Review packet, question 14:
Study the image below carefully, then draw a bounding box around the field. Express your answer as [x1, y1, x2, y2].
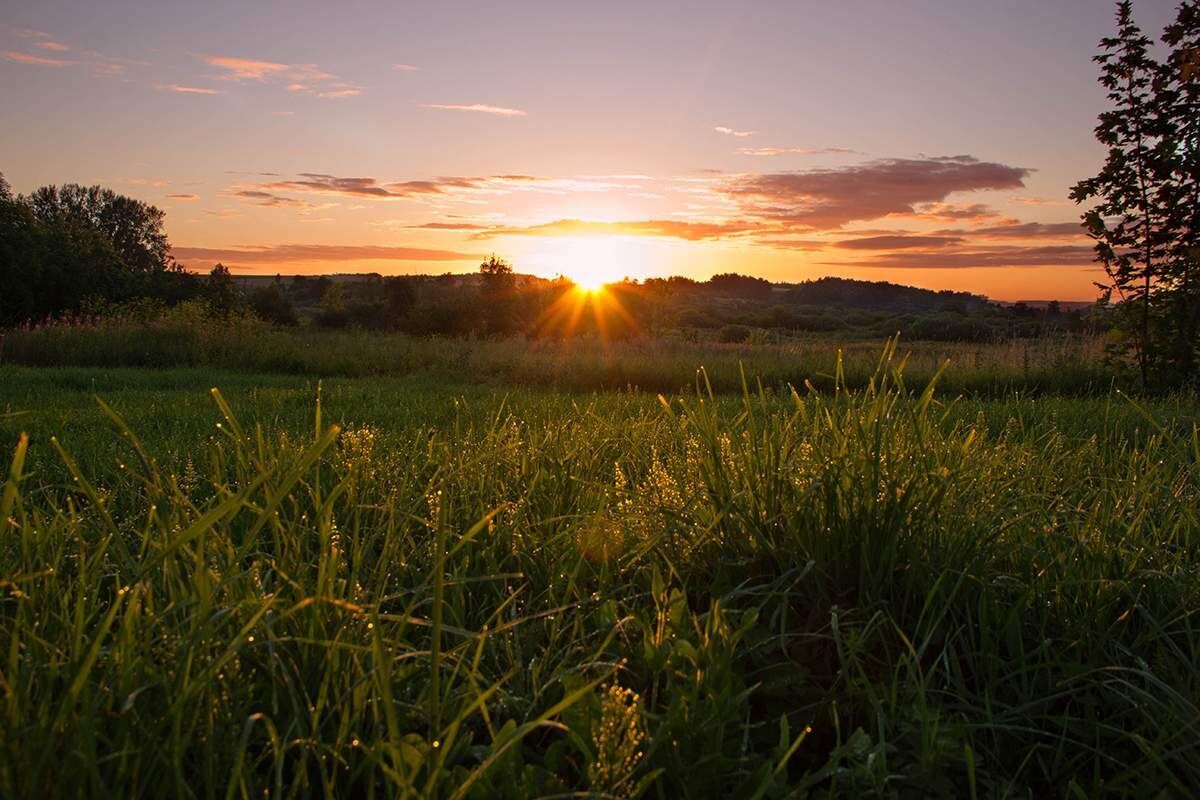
[2, 339, 1200, 797]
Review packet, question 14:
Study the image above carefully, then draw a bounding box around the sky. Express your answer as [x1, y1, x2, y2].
[0, 0, 1183, 300]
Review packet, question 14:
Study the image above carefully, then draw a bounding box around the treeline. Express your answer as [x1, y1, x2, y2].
[218, 263, 1091, 344]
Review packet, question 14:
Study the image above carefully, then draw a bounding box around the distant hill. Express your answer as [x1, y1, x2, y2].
[782, 277, 993, 312]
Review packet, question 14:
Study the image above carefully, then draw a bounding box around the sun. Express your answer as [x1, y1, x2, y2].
[532, 235, 647, 290]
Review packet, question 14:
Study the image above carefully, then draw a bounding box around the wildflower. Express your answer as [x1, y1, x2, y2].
[589, 684, 646, 797]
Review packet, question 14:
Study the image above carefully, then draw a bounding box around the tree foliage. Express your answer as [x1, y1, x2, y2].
[1072, 1, 1200, 387]
[0, 178, 202, 325]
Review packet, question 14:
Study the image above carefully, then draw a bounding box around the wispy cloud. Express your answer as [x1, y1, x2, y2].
[230, 189, 338, 213]
[34, 40, 69, 52]
[204, 55, 291, 81]
[166, 193, 200, 201]
[1009, 195, 1064, 206]
[422, 103, 527, 116]
[202, 55, 361, 98]
[737, 146, 858, 157]
[171, 243, 482, 266]
[830, 245, 1097, 269]
[471, 218, 760, 241]
[715, 126, 755, 137]
[393, 63, 420, 72]
[158, 83, 222, 95]
[2, 50, 75, 67]
[833, 235, 964, 250]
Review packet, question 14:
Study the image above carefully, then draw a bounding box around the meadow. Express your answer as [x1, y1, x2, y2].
[0, 312, 1114, 396]
[2, 340, 1199, 797]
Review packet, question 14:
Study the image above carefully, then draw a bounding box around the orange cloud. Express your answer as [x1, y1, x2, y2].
[830, 245, 1096, 269]
[2, 50, 75, 67]
[171, 243, 482, 266]
[715, 126, 755, 137]
[834, 235, 964, 250]
[34, 40, 69, 52]
[737, 146, 858, 156]
[473, 218, 760, 241]
[202, 55, 360, 98]
[204, 55, 291, 80]
[159, 84, 222, 95]
[421, 103, 527, 116]
[166, 193, 200, 201]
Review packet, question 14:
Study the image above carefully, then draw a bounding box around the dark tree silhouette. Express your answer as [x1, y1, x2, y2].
[25, 184, 172, 275]
[1072, 1, 1200, 387]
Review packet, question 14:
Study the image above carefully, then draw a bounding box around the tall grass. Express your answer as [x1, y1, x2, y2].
[2, 348, 1198, 796]
[0, 311, 1113, 396]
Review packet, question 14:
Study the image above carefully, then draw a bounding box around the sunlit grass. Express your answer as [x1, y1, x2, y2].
[1, 346, 1198, 796]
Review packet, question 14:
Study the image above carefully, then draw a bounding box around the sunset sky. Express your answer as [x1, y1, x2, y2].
[0, 0, 1181, 300]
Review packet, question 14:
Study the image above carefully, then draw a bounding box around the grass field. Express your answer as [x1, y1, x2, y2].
[0, 314, 1116, 396]
[2, 344, 1199, 797]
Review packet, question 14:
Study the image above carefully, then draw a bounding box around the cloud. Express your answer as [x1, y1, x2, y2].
[472, 218, 760, 241]
[754, 238, 830, 251]
[737, 146, 858, 157]
[830, 245, 1096, 269]
[2, 50, 75, 67]
[409, 221, 498, 231]
[230, 189, 339, 213]
[721, 155, 1030, 229]
[715, 126, 755, 137]
[171, 243, 482, 266]
[202, 55, 360, 98]
[422, 103, 527, 116]
[908, 202, 999, 222]
[204, 55, 291, 81]
[251, 172, 568, 200]
[936, 221, 1086, 239]
[159, 83, 222, 95]
[34, 40, 69, 52]
[834, 235, 964, 250]
[1010, 195, 1063, 206]
[393, 63, 420, 72]
[166, 193, 200, 201]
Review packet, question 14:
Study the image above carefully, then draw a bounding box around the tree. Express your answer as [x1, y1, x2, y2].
[205, 263, 241, 314]
[0, 172, 11, 201]
[248, 284, 297, 325]
[478, 255, 517, 334]
[1072, 1, 1200, 387]
[25, 184, 172, 275]
[1156, 1, 1200, 380]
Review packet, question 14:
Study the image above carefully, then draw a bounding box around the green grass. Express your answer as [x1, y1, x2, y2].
[1, 348, 1199, 797]
[0, 313, 1117, 396]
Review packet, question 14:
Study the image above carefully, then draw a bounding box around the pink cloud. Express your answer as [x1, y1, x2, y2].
[2, 50, 75, 67]
[422, 103, 527, 116]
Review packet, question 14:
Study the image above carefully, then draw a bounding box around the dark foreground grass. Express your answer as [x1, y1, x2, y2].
[1, 351, 1199, 797]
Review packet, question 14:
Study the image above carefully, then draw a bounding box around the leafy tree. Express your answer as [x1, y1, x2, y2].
[0, 190, 132, 325]
[0, 171, 11, 201]
[478, 255, 517, 334]
[248, 284, 298, 326]
[25, 183, 172, 274]
[1156, 1, 1200, 379]
[1072, 1, 1200, 387]
[205, 264, 241, 314]
[316, 283, 350, 328]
